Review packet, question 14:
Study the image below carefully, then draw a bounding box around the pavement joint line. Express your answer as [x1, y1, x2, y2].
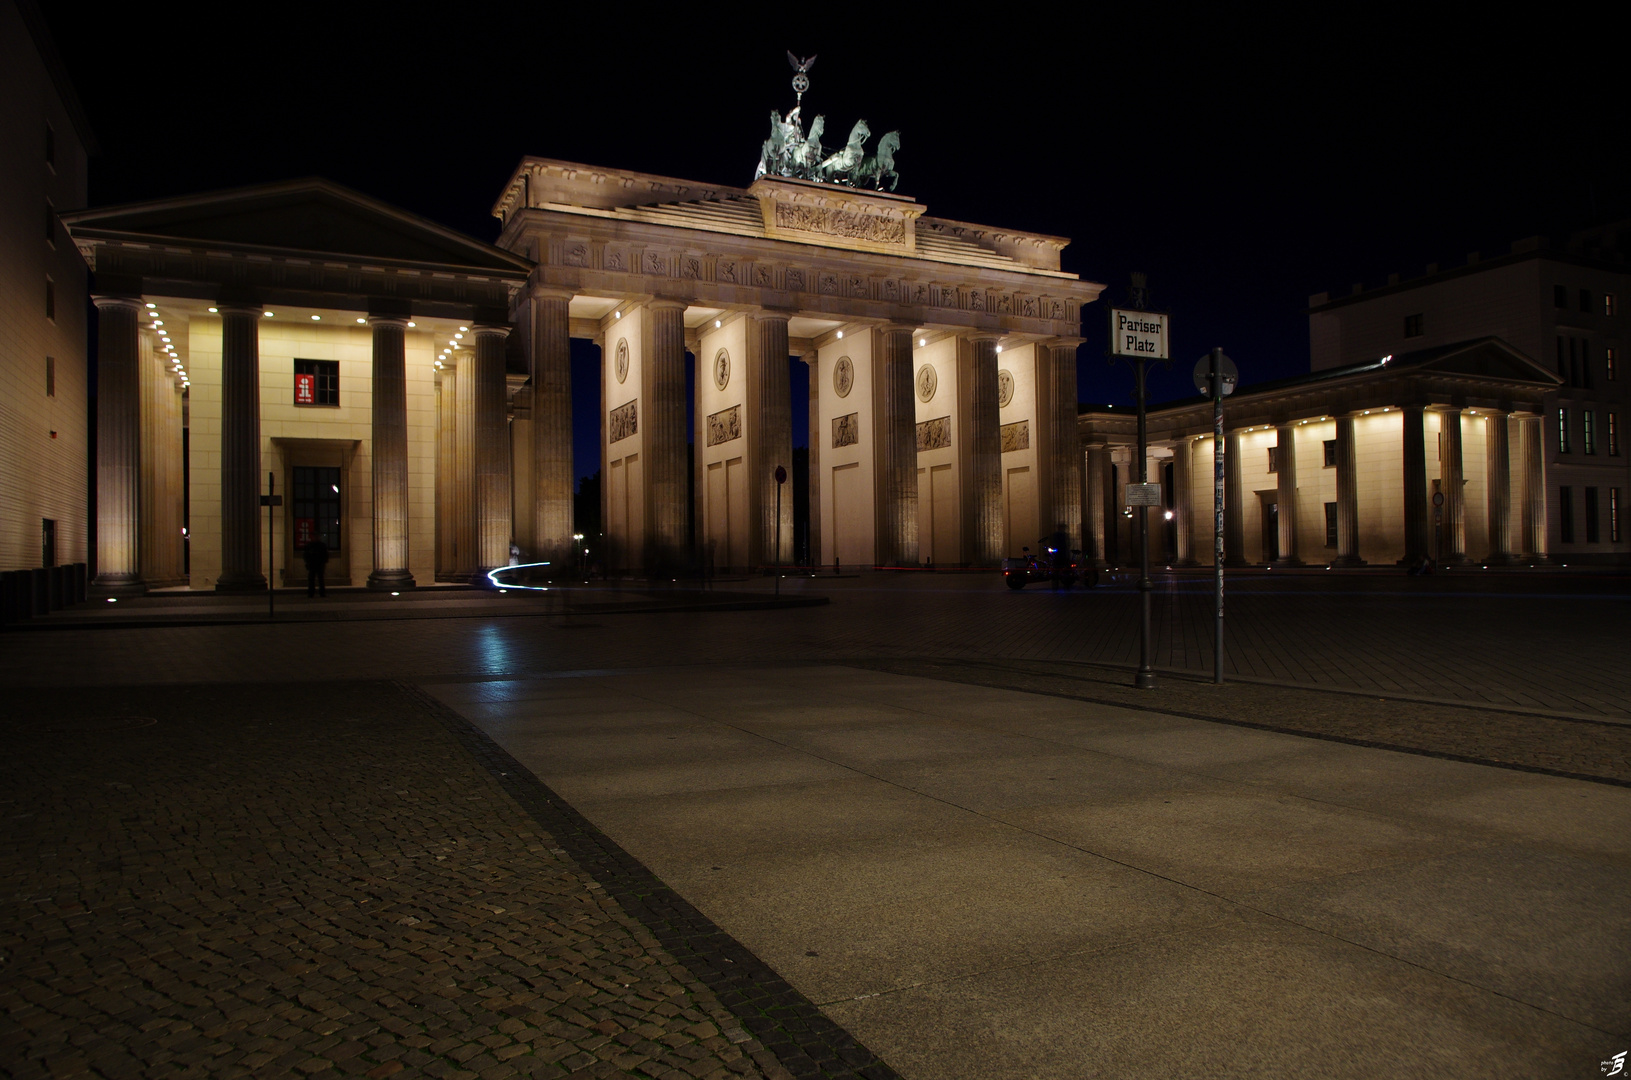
[853, 658, 1631, 790]
[396, 679, 902, 1080]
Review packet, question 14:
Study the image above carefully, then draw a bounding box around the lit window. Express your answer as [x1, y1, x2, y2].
[1267, 446, 1279, 474]
[1608, 294, 1618, 317]
[1609, 412, 1619, 457]
[1403, 313, 1424, 338]
[1612, 488, 1622, 543]
[1608, 347, 1618, 381]
[1323, 439, 1337, 467]
[45, 356, 55, 398]
[1559, 408, 1571, 453]
[1584, 410, 1596, 455]
[1324, 502, 1338, 547]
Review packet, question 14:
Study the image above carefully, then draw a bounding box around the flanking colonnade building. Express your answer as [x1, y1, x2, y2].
[63, 162, 1102, 594]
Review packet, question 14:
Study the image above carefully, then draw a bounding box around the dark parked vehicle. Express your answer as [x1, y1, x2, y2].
[1002, 540, 1087, 590]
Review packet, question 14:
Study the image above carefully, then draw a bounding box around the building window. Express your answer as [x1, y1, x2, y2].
[1404, 313, 1424, 338]
[1586, 487, 1601, 543]
[1560, 486, 1574, 542]
[1608, 294, 1618, 317]
[294, 359, 339, 406]
[1612, 488, 1622, 543]
[1324, 502, 1338, 547]
[45, 202, 55, 245]
[1266, 446, 1279, 474]
[1323, 439, 1337, 467]
[1610, 412, 1619, 456]
[1609, 347, 1618, 381]
[1559, 407, 1571, 453]
[1584, 410, 1596, 455]
[1555, 284, 1569, 309]
[292, 466, 342, 552]
[45, 356, 55, 397]
[1581, 289, 1594, 313]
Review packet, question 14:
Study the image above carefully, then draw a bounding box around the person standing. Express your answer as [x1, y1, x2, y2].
[303, 536, 330, 597]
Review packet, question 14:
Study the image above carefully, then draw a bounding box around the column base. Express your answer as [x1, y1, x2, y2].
[1272, 557, 1307, 568]
[366, 570, 417, 591]
[1481, 553, 1524, 566]
[90, 574, 148, 598]
[1330, 555, 1368, 567]
[215, 572, 267, 594]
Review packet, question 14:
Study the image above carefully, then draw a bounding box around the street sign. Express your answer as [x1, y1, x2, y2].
[294, 373, 315, 405]
[259, 494, 283, 506]
[1125, 482, 1163, 506]
[1110, 309, 1169, 360]
[1432, 491, 1445, 508]
[774, 465, 787, 485]
[1192, 352, 1239, 396]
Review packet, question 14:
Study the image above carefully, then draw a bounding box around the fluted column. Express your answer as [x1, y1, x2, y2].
[1274, 422, 1302, 565]
[364, 317, 414, 589]
[874, 325, 918, 566]
[1044, 343, 1083, 556]
[1333, 413, 1365, 565]
[806, 356, 821, 567]
[1085, 444, 1109, 567]
[435, 372, 457, 578]
[453, 355, 477, 579]
[1401, 404, 1430, 564]
[747, 313, 792, 565]
[1520, 414, 1547, 559]
[645, 300, 687, 569]
[1173, 438, 1196, 565]
[92, 296, 146, 595]
[1223, 429, 1247, 566]
[472, 325, 512, 579]
[216, 304, 265, 592]
[1486, 412, 1514, 562]
[966, 335, 1002, 565]
[527, 287, 573, 565]
[1440, 407, 1466, 563]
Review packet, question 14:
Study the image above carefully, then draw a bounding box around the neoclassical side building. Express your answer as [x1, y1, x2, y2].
[63, 161, 1102, 593]
[1081, 339, 1563, 568]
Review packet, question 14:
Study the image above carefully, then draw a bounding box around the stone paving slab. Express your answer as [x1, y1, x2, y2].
[0, 680, 889, 1080]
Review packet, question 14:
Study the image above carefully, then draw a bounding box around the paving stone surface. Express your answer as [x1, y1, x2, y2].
[0, 681, 853, 1080]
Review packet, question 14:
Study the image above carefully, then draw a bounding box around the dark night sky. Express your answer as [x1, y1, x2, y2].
[41, 4, 1630, 469]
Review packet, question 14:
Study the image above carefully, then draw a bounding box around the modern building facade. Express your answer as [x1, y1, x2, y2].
[1307, 227, 1629, 561]
[1, 0, 94, 574]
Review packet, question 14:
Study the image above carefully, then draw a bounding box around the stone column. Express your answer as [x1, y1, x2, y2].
[806, 356, 821, 567]
[471, 325, 511, 579]
[1044, 342, 1083, 556]
[435, 371, 457, 579]
[91, 296, 145, 595]
[748, 313, 792, 565]
[1439, 407, 1466, 563]
[1486, 412, 1514, 562]
[1223, 430, 1247, 566]
[453, 351, 478, 578]
[1520, 414, 1547, 559]
[527, 287, 573, 565]
[366, 316, 414, 589]
[216, 304, 265, 592]
[1401, 405, 1430, 564]
[644, 300, 688, 569]
[1173, 438, 1195, 565]
[1274, 422, 1303, 565]
[874, 325, 919, 566]
[966, 335, 1002, 565]
[1333, 413, 1365, 565]
[1085, 444, 1109, 567]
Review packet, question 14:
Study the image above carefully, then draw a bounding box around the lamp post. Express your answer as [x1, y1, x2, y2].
[1193, 349, 1238, 684]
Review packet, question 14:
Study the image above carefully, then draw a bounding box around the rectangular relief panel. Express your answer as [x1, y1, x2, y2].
[706, 405, 742, 447]
[1001, 420, 1030, 453]
[833, 412, 860, 448]
[916, 416, 951, 452]
[610, 400, 638, 444]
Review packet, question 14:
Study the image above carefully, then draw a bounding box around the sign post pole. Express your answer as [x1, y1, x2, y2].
[774, 464, 787, 597]
[1134, 356, 1154, 689]
[1192, 349, 1237, 685]
[264, 471, 279, 620]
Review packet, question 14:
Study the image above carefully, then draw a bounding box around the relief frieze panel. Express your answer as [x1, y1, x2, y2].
[916, 416, 951, 452]
[610, 400, 638, 444]
[832, 412, 859, 448]
[1000, 420, 1030, 453]
[706, 405, 741, 447]
[772, 203, 908, 246]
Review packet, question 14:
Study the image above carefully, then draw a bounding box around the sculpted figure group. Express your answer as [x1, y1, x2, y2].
[754, 106, 900, 191]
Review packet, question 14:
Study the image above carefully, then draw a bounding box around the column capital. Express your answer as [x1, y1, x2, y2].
[750, 308, 794, 324]
[965, 331, 1001, 343]
[646, 298, 688, 313]
[1043, 336, 1088, 350]
[217, 301, 264, 317]
[474, 323, 512, 340]
[527, 283, 576, 303]
[366, 315, 410, 330]
[92, 294, 145, 312]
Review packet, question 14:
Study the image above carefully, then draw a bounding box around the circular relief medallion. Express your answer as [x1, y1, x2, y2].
[916, 364, 937, 403]
[997, 368, 1015, 408]
[713, 348, 730, 391]
[833, 355, 854, 398]
[615, 339, 629, 384]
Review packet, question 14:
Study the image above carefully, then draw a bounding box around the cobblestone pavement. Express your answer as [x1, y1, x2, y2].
[0, 681, 894, 1080]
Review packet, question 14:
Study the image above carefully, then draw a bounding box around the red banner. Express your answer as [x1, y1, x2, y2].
[295, 373, 315, 405]
[295, 518, 315, 548]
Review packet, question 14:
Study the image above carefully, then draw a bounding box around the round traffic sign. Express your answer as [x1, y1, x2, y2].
[1192, 352, 1239, 397]
[774, 465, 788, 485]
[1432, 491, 1445, 507]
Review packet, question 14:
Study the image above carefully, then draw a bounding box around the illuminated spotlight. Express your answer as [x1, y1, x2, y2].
[485, 561, 553, 591]
[208, 306, 218, 313]
[407, 321, 416, 327]
[264, 311, 274, 317]
[1163, 510, 1174, 520]
[107, 597, 117, 602]
[311, 314, 321, 321]
[391, 592, 400, 596]
[145, 303, 156, 309]
[459, 326, 468, 332]
[153, 319, 163, 326]
[331, 484, 339, 493]
[357, 317, 367, 324]
[836, 330, 843, 339]
[715, 318, 721, 327]
[996, 345, 1003, 353]
[614, 311, 621, 319]
[453, 333, 463, 340]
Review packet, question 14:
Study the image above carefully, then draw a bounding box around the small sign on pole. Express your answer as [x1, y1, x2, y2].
[1125, 482, 1163, 507]
[1110, 309, 1170, 360]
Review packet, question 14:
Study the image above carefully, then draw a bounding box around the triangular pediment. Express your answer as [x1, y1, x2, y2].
[63, 178, 531, 275]
[1403, 337, 1561, 384]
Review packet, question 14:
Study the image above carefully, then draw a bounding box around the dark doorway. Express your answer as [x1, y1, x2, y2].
[292, 466, 342, 553]
[1259, 493, 1279, 563]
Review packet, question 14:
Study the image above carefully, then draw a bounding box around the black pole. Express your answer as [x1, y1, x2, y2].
[1135, 358, 1154, 689]
[775, 479, 782, 598]
[1211, 348, 1224, 684]
[267, 471, 275, 620]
